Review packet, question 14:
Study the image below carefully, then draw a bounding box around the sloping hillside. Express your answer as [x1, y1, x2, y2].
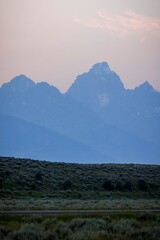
[0, 157, 160, 199]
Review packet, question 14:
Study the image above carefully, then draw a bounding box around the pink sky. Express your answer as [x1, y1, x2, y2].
[0, 0, 160, 92]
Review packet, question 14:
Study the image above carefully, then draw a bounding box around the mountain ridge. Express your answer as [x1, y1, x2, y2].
[67, 62, 160, 148]
[0, 62, 160, 163]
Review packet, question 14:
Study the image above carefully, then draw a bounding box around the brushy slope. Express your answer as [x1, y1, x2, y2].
[0, 157, 160, 200]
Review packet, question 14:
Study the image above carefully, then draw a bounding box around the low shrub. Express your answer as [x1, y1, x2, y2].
[111, 218, 139, 234]
[102, 179, 114, 191]
[6, 223, 46, 240]
[42, 217, 58, 230]
[0, 225, 12, 239]
[22, 215, 44, 223]
[130, 226, 160, 240]
[0, 218, 159, 240]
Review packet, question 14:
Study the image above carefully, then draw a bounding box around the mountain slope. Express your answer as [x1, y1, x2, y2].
[67, 62, 160, 147]
[0, 114, 108, 163]
[0, 69, 160, 164]
[67, 62, 125, 111]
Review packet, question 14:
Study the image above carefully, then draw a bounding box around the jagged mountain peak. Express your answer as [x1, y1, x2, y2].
[37, 81, 58, 91]
[89, 62, 113, 75]
[135, 81, 156, 92]
[88, 62, 124, 90]
[36, 81, 61, 96]
[1, 75, 62, 96]
[140, 81, 154, 90]
[9, 74, 35, 87]
[67, 62, 124, 104]
[1, 75, 35, 92]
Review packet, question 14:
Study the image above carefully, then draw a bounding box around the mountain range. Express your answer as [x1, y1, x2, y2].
[0, 62, 160, 164]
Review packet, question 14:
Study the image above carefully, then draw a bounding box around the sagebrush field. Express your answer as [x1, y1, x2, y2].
[0, 157, 160, 239]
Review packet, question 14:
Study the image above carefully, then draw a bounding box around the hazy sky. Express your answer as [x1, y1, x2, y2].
[1, 0, 160, 92]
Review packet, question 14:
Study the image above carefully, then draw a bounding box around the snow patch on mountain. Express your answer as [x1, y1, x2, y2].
[97, 92, 109, 107]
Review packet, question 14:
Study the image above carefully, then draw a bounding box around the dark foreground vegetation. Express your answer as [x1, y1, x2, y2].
[0, 213, 160, 240]
[0, 156, 160, 200]
[0, 157, 160, 239]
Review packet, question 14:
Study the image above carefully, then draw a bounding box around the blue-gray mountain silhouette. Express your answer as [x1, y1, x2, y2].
[67, 62, 160, 149]
[0, 114, 107, 163]
[0, 63, 160, 163]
